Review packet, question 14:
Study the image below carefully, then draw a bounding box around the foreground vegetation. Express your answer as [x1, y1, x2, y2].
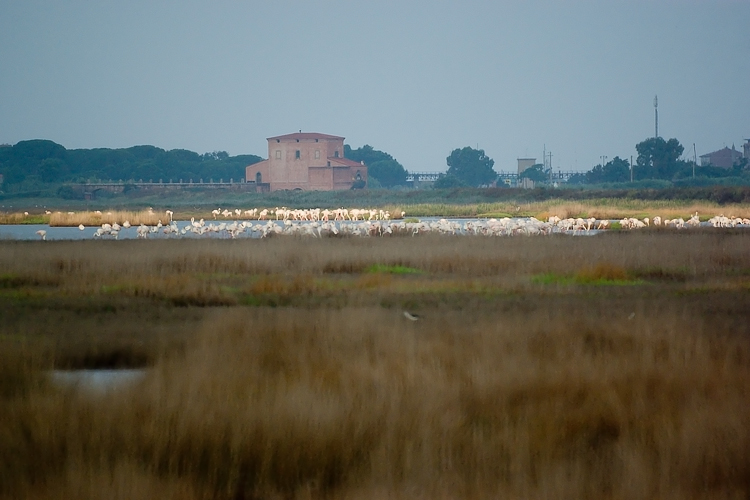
[1, 231, 750, 498]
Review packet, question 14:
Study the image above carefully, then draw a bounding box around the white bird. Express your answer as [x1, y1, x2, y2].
[36, 230, 47, 240]
[403, 311, 420, 321]
[78, 224, 85, 231]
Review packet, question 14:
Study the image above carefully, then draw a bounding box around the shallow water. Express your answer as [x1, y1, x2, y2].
[50, 369, 147, 393]
[0, 218, 605, 240]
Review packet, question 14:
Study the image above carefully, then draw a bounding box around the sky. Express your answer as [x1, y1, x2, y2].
[1, 0, 748, 173]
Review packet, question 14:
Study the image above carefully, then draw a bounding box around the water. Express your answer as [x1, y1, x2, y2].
[50, 369, 147, 393]
[0, 218, 605, 240]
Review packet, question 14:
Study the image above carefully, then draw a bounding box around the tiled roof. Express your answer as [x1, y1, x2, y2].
[328, 157, 364, 167]
[267, 132, 344, 141]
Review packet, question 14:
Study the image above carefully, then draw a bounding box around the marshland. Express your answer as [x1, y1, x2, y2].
[2, 230, 750, 499]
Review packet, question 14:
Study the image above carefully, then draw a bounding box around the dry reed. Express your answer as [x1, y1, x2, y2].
[2, 233, 750, 498]
[48, 210, 165, 227]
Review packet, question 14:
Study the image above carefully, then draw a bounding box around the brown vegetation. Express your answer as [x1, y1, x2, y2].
[1, 231, 750, 498]
[48, 209, 164, 227]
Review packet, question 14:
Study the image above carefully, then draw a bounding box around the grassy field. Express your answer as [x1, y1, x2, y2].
[1, 230, 750, 498]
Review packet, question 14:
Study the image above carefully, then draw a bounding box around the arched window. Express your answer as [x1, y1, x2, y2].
[256, 172, 262, 183]
[355, 170, 362, 181]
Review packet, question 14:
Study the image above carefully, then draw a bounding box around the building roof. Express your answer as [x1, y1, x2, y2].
[267, 132, 345, 141]
[700, 146, 742, 158]
[328, 157, 364, 168]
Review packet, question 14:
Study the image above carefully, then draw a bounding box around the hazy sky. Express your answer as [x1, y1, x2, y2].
[1, 0, 748, 173]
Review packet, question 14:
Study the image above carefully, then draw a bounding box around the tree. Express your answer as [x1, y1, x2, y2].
[586, 156, 631, 183]
[345, 144, 407, 188]
[367, 159, 407, 188]
[433, 174, 467, 189]
[519, 163, 548, 183]
[636, 137, 684, 180]
[446, 147, 496, 187]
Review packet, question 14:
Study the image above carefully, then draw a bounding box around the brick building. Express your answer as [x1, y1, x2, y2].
[699, 145, 743, 168]
[245, 132, 367, 191]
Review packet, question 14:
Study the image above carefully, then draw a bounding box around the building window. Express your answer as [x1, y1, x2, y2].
[256, 172, 262, 183]
[295, 150, 301, 159]
[334, 150, 339, 158]
[356, 170, 362, 181]
[315, 150, 320, 159]
[275, 150, 281, 159]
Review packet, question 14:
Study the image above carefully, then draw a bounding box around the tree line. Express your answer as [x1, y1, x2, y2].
[568, 138, 749, 185]
[345, 144, 497, 189]
[3, 137, 746, 195]
[0, 140, 263, 193]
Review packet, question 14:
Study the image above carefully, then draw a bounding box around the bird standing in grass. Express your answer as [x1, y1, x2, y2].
[403, 311, 420, 321]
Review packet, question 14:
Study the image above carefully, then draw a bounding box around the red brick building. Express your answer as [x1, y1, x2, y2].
[246, 132, 367, 191]
[699, 145, 743, 169]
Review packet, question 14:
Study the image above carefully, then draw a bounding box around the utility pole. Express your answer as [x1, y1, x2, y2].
[630, 155, 634, 182]
[654, 95, 659, 138]
[601, 155, 608, 167]
[693, 143, 697, 178]
[548, 151, 553, 182]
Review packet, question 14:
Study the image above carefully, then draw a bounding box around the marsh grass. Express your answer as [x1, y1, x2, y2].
[366, 264, 423, 275]
[354, 199, 750, 220]
[3, 305, 749, 499]
[1, 232, 750, 498]
[0, 212, 49, 225]
[49, 210, 164, 227]
[524, 199, 750, 220]
[533, 263, 645, 286]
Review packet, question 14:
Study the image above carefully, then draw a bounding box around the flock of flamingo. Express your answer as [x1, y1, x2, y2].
[32, 208, 749, 240]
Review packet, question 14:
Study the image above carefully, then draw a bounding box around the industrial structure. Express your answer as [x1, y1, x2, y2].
[245, 132, 367, 192]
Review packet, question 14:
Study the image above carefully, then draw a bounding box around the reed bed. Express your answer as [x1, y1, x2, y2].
[1, 230, 749, 295]
[525, 199, 750, 221]
[380, 200, 750, 220]
[0, 212, 48, 225]
[48, 209, 165, 227]
[1, 233, 750, 498]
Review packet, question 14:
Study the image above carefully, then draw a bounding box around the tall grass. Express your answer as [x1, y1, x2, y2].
[48, 210, 165, 227]
[3, 304, 749, 498]
[1, 233, 750, 498]
[0, 212, 48, 225]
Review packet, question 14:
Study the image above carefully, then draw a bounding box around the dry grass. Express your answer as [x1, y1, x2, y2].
[525, 199, 750, 220]
[0, 212, 48, 225]
[48, 209, 165, 227]
[2, 233, 750, 498]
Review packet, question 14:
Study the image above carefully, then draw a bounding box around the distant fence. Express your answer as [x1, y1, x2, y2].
[406, 171, 586, 186]
[68, 179, 259, 199]
[406, 172, 443, 183]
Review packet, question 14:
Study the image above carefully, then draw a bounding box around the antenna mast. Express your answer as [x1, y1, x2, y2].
[654, 95, 659, 138]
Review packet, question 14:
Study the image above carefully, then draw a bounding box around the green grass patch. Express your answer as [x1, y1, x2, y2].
[533, 264, 646, 286]
[477, 212, 514, 219]
[365, 264, 424, 275]
[532, 272, 644, 286]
